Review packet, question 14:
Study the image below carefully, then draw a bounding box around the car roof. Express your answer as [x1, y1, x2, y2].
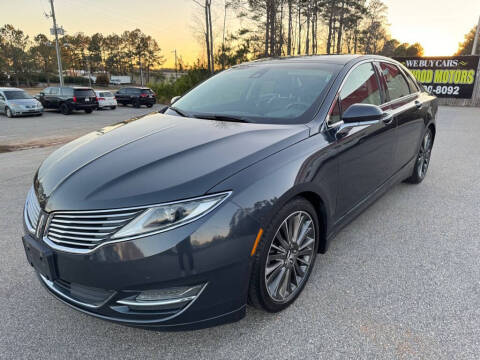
[0, 87, 24, 92]
[238, 54, 399, 67]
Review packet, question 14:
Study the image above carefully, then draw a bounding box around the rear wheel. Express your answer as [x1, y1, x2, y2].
[5, 107, 13, 118]
[248, 197, 319, 312]
[146, 103, 153, 108]
[85, 109, 93, 114]
[405, 128, 433, 184]
[60, 103, 71, 115]
[110, 106, 116, 110]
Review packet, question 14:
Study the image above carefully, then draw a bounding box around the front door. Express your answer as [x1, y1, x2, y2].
[332, 61, 397, 219]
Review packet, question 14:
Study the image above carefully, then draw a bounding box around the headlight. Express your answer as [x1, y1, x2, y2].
[111, 192, 231, 239]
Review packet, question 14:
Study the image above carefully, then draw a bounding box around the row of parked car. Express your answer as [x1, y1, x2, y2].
[0, 86, 156, 117]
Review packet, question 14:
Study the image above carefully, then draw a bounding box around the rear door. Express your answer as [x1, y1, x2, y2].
[332, 61, 397, 219]
[378, 62, 426, 172]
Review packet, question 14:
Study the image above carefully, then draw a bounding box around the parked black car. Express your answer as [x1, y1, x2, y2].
[115, 87, 156, 107]
[23, 55, 437, 330]
[38, 86, 98, 115]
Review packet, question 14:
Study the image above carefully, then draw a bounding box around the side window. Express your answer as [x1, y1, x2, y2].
[405, 72, 419, 93]
[43, 87, 51, 95]
[380, 62, 411, 100]
[50, 87, 59, 95]
[339, 62, 381, 113]
[61, 88, 74, 96]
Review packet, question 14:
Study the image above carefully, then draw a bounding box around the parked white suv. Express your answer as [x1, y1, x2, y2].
[95, 90, 117, 110]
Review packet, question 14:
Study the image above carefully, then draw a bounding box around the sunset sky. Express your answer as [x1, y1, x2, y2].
[1, 0, 479, 68]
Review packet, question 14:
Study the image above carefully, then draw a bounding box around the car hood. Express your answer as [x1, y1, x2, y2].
[36, 113, 309, 211]
[9, 99, 39, 106]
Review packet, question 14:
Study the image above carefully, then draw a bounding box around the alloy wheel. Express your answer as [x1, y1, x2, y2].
[417, 131, 432, 179]
[6, 107, 12, 118]
[265, 211, 316, 303]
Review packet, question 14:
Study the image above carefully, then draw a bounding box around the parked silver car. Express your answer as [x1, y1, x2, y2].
[0, 87, 43, 117]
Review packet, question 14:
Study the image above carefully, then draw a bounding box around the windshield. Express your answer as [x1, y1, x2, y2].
[169, 63, 340, 124]
[4, 91, 32, 100]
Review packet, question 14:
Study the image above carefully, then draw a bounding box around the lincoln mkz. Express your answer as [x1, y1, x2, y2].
[22, 55, 437, 330]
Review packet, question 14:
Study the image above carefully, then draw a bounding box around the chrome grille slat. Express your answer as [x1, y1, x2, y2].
[47, 237, 96, 248]
[51, 218, 130, 225]
[48, 233, 104, 242]
[54, 212, 139, 219]
[46, 208, 141, 251]
[48, 224, 118, 231]
[24, 187, 41, 233]
[48, 228, 110, 237]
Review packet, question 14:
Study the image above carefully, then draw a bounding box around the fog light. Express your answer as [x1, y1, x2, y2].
[136, 285, 203, 302]
[117, 284, 206, 311]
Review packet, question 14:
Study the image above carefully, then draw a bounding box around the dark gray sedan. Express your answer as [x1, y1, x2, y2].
[22, 55, 437, 330]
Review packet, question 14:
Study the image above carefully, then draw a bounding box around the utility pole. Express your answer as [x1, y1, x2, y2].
[172, 49, 178, 78]
[49, 0, 64, 86]
[472, 16, 480, 55]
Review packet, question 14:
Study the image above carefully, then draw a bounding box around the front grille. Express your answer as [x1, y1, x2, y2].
[24, 187, 41, 233]
[46, 208, 143, 252]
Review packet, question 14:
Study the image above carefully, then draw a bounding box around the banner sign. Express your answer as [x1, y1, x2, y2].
[394, 56, 479, 99]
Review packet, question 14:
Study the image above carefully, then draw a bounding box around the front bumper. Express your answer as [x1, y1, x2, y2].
[12, 108, 43, 116]
[22, 200, 258, 330]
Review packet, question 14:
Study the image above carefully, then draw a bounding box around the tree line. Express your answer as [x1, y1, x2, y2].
[0, 25, 165, 86]
[205, 0, 424, 69]
[1, 0, 431, 87]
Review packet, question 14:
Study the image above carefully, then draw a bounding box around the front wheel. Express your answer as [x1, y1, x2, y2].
[6, 107, 13, 118]
[133, 99, 140, 108]
[248, 197, 319, 312]
[110, 106, 116, 110]
[405, 128, 433, 184]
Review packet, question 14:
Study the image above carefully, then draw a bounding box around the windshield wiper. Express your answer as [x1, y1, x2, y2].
[193, 114, 250, 123]
[168, 106, 188, 117]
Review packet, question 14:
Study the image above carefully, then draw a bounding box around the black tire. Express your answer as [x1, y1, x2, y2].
[146, 103, 153, 108]
[133, 99, 140, 108]
[248, 197, 319, 312]
[5, 107, 13, 118]
[85, 109, 93, 114]
[60, 103, 71, 115]
[110, 106, 116, 110]
[405, 127, 433, 184]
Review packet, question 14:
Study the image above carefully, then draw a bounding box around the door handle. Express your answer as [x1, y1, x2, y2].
[415, 100, 423, 109]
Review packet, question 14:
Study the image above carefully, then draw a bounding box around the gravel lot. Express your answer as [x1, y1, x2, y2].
[1, 106, 479, 359]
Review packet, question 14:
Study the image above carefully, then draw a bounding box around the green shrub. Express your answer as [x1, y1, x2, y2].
[95, 74, 109, 86]
[64, 76, 90, 85]
[149, 68, 211, 104]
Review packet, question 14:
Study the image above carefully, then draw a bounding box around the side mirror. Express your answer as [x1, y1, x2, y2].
[39, 92, 45, 96]
[170, 95, 181, 104]
[342, 103, 383, 124]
